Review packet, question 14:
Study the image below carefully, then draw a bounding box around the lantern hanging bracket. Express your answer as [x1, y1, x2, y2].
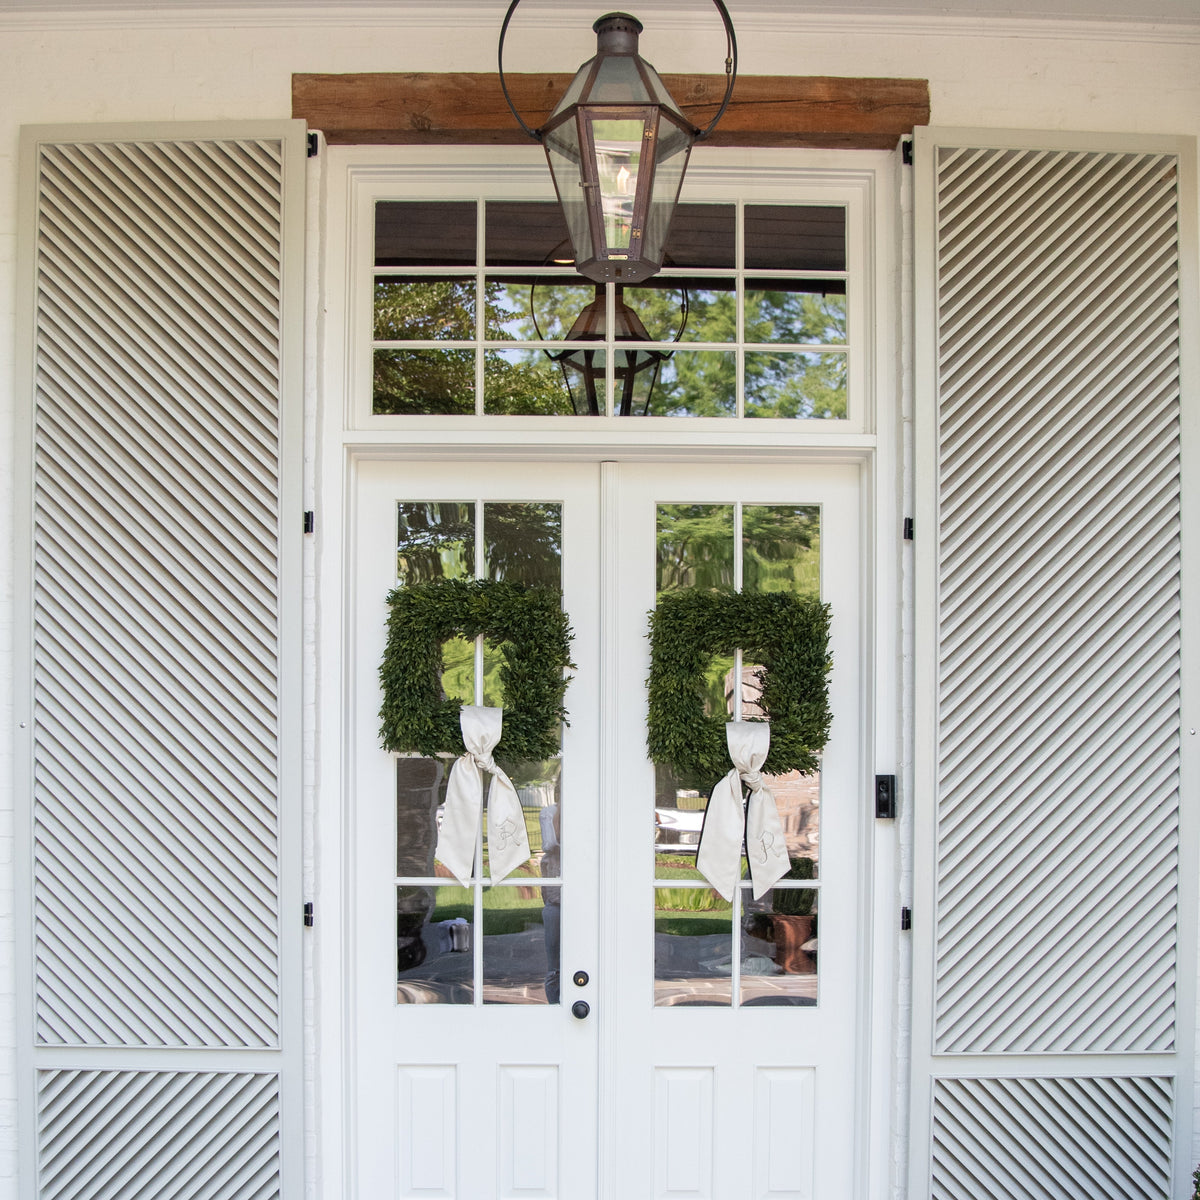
[498, 0, 738, 142]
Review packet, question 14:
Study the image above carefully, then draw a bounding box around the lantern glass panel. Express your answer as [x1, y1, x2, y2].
[543, 115, 592, 269]
[588, 116, 647, 252]
[643, 117, 693, 267]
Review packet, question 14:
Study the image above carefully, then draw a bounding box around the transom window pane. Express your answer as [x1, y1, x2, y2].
[372, 201, 850, 419]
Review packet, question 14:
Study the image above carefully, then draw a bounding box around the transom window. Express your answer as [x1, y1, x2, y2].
[371, 199, 850, 419]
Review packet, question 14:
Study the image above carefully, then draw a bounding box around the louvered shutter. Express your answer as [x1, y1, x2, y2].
[17, 122, 305, 1197]
[911, 128, 1196, 1199]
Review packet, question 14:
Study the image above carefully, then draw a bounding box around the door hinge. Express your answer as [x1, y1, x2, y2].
[874, 774, 896, 819]
[307, 132, 319, 158]
[903, 516, 914, 540]
[900, 906, 912, 931]
[304, 510, 315, 534]
[902, 138, 913, 165]
[303, 902, 314, 928]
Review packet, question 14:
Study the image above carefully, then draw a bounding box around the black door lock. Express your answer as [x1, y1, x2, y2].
[571, 1000, 590, 1019]
[573, 970, 589, 987]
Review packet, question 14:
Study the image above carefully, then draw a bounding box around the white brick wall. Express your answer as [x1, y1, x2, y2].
[0, 10, 1196, 1199]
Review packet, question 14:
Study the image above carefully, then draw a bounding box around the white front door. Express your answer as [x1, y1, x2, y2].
[351, 456, 864, 1199]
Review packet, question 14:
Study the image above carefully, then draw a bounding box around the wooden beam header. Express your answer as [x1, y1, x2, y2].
[292, 72, 929, 151]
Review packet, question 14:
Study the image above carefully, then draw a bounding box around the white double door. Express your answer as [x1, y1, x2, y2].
[352, 457, 865, 1199]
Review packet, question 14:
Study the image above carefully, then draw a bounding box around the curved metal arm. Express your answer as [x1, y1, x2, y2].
[498, 0, 542, 143]
[696, 0, 738, 142]
[498, 0, 738, 143]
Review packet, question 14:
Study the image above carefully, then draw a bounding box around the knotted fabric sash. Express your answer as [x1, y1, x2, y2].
[696, 722, 790, 902]
[436, 706, 530, 886]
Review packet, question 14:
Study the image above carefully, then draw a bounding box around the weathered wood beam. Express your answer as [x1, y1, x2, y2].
[292, 72, 929, 151]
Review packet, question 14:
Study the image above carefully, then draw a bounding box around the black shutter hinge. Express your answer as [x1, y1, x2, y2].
[900, 906, 912, 931]
[902, 138, 913, 165]
[307, 132, 319, 158]
[874, 774, 896, 819]
[303, 902, 314, 928]
[304, 510, 315, 534]
[903, 517, 914, 540]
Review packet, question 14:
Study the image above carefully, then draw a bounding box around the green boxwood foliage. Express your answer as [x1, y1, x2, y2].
[647, 589, 832, 784]
[380, 578, 573, 761]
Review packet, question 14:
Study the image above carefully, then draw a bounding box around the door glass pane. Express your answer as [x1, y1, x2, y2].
[396, 756, 449, 877]
[396, 501, 474, 584]
[397, 885, 474, 1005]
[742, 505, 820, 596]
[654, 887, 733, 1006]
[656, 504, 734, 593]
[482, 878, 557, 1006]
[484, 502, 562, 587]
[739, 887, 818, 1006]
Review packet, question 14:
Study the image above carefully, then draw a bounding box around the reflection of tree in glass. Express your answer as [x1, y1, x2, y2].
[641, 287, 847, 418]
[397, 502, 474, 585]
[656, 503, 819, 596]
[375, 279, 475, 340]
[743, 506, 820, 595]
[657, 504, 735, 593]
[373, 278, 574, 414]
[745, 289, 847, 419]
[485, 504, 562, 588]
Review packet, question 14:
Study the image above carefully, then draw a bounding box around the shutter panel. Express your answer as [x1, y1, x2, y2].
[912, 129, 1194, 1198]
[19, 121, 304, 1196]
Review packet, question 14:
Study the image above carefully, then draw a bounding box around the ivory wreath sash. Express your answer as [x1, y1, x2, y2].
[696, 721, 791, 902]
[436, 705, 530, 886]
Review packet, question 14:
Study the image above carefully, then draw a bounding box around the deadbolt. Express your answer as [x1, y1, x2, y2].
[572, 970, 589, 987]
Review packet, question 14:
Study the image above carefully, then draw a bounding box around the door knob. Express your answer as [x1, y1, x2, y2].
[571, 1000, 590, 1019]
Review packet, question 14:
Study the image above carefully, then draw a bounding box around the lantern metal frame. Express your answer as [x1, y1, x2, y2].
[498, 0, 737, 283]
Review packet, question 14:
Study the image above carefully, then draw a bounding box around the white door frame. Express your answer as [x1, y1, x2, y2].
[310, 142, 903, 1200]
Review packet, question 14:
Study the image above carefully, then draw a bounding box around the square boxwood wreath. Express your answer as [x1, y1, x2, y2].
[379, 577, 573, 761]
[647, 589, 831, 783]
